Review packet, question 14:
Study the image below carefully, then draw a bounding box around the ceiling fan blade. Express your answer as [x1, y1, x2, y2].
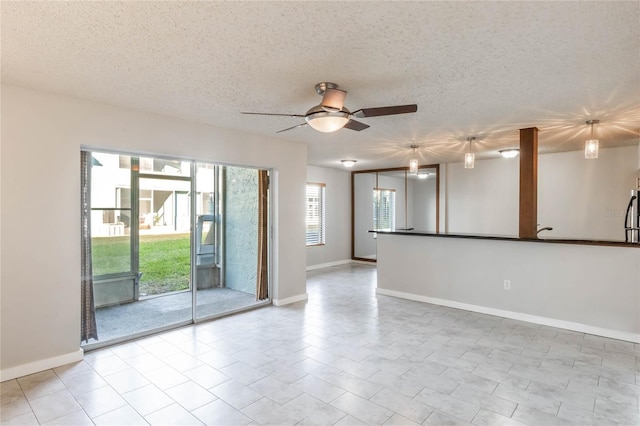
[276, 123, 308, 133]
[241, 112, 306, 118]
[351, 104, 418, 118]
[343, 120, 370, 131]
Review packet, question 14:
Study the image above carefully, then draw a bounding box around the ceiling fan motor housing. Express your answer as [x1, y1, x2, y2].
[315, 82, 347, 113]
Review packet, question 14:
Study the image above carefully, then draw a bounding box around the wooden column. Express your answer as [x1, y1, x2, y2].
[519, 127, 538, 238]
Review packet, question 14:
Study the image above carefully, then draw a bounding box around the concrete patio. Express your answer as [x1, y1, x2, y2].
[88, 287, 261, 344]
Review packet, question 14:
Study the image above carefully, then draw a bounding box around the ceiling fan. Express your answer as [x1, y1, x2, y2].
[242, 82, 418, 133]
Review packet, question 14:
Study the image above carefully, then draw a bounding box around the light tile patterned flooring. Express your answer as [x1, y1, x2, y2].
[2, 263, 639, 425]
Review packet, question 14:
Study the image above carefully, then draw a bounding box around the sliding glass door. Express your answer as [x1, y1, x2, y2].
[195, 165, 265, 319]
[82, 151, 270, 348]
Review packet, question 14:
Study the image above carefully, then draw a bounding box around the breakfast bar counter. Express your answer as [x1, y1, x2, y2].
[374, 230, 640, 343]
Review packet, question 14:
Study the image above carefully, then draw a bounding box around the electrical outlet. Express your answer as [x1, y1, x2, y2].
[504, 280, 511, 290]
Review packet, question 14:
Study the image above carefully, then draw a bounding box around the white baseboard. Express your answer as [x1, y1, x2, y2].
[273, 293, 308, 306]
[376, 288, 640, 344]
[306, 259, 352, 271]
[1, 348, 84, 382]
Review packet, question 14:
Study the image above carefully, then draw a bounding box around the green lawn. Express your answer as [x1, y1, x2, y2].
[92, 233, 191, 295]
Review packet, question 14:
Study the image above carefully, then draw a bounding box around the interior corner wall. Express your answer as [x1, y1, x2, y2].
[306, 165, 351, 268]
[0, 84, 307, 379]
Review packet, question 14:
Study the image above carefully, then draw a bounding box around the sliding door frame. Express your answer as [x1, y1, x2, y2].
[351, 164, 440, 262]
[82, 148, 274, 350]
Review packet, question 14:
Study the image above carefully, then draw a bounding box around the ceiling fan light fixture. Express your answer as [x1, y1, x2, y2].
[306, 114, 350, 132]
[341, 159, 357, 168]
[305, 105, 350, 133]
[244, 82, 417, 134]
[499, 149, 520, 159]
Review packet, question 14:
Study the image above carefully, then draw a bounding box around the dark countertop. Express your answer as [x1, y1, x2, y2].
[372, 229, 640, 248]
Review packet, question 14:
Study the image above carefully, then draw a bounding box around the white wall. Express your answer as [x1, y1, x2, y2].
[377, 233, 640, 342]
[538, 146, 638, 240]
[444, 145, 639, 240]
[306, 166, 351, 268]
[446, 156, 520, 235]
[0, 85, 308, 379]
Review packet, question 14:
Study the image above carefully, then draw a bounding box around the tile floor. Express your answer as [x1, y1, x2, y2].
[1, 263, 639, 425]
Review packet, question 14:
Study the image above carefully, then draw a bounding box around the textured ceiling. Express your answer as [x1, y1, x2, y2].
[2, 1, 639, 170]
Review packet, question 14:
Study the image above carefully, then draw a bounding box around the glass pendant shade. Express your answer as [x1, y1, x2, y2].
[464, 137, 476, 169]
[585, 139, 599, 159]
[409, 158, 418, 174]
[464, 152, 475, 169]
[584, 120, 599, 159]
[408, 144, 419, 174]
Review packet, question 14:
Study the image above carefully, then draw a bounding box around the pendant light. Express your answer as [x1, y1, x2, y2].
[584, 119, 599, 159]
[465, 137, 475, 169]
[409, 145, 419, 174]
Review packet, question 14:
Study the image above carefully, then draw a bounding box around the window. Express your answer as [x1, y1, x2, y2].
[306, 183, 326, 246]
[373, 188, 395, 231]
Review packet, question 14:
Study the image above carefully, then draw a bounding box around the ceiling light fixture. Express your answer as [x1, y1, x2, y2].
[305, 105, 350, 132]
[585, 119, 600, 159]
[418, 172, 430, 179]
[341, 159, 357, 168]
[409, 145, 419, 174]
[465, 137, 476, 169]
[499, 149, 520, 159]
[303, 83, 351, 132]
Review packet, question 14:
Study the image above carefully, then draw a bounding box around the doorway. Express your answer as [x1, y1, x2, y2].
[82, 151, 270, 347]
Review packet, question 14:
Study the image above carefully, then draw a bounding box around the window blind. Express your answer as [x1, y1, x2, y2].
[306, 183, 326, 245]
